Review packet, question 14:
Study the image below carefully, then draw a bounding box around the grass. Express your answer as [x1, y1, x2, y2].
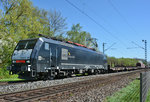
[0, 67, 23, 82]
[76, 73, 88, 76]
[69, 93, 74, 97]
[146, 88, 150, 102]
[0, 78, 24, 82]
[75, 74, 82, 76]
[106, 79, 150, 102]
[106, 79, 140, 102]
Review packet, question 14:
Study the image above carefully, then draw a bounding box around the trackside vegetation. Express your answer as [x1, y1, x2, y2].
[107, 57, 139, 67]
[106, 79, 150, 102]
[0, 67, 22, 82]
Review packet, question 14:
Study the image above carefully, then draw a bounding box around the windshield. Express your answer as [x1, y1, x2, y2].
[15, 39, 37, 50]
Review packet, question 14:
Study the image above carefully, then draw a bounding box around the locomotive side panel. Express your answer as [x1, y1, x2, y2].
[30, 39, 43, 72]
[36, 42, 61, 72]
[36, 42, 50, 72]
[58, 44, 106, 70]
[58, 45, 75, 69]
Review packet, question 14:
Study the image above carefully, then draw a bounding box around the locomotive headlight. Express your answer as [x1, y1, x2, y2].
[28, 65, 31, 71]
[12, 60, 16, 63]
[26, 60, 30, 63]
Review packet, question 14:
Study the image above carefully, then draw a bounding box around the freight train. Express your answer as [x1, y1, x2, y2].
[8, 34, 108, 79]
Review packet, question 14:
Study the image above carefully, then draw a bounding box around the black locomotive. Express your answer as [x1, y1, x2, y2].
[8, 35, 108, 79]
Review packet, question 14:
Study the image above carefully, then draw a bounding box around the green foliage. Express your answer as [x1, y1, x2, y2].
[0, 67, 18, 79]
[1, 0, 97, 80]
[47, 10, 67, 36]
[107, 57, 138, 67]
[146, 88, 150, 102]
[0, 0, 44, 67]
[106, 79, 150, 102]
[66, 23, 97, 49]
[0, 0, 67, 68]
[0, 78, 24, 82]
[106, 79, 140, 102]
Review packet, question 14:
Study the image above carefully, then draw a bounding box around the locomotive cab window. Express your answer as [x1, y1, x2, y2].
[15, 39, 37, 50]
[44, 43, 49, 50]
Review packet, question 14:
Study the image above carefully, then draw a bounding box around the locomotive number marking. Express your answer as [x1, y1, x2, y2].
[61, 48, 68, 60]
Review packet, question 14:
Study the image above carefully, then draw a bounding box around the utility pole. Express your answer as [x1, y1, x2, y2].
[142, 40, 147, 67]
[103, 43, 106, 54]
[129, 41, 148, 67]
[85, 38, 86, 46]
[103, 42, 116, 54]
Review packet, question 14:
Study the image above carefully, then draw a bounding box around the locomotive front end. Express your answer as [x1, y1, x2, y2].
[8, 39, 37, 78]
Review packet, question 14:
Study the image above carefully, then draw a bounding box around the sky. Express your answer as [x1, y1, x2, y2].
[31, 0, 150, 61]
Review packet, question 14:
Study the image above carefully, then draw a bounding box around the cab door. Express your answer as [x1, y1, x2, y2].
[50, 44, 57, 68]
[37, 42, 50, 72]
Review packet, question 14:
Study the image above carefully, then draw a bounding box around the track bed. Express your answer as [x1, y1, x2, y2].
[0, 69, 147, 102]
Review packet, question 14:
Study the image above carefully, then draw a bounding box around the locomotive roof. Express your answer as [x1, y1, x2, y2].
[19, 37, 104, 55]
[19, 38, 38, 41]
[39, 37, 104, 55]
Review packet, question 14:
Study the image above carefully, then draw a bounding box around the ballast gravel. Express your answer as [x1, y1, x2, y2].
[0, 71, 139, 95]
[65, 73, 139, 102]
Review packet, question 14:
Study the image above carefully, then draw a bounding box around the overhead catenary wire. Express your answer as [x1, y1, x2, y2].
[76, 0, 133, 56]
[107, 0, 148, 61]
[65, 0, 128, 47]
[127, 47, 142, 49]
[79, 1, 126, 40]
[65, 0, 136, 58]
[107, 0, 141, 37]
[131, 41, 144, 49]
[77, 1, 126, 43]
[105, 42, 116, 52]
[103, 43, 128, 57]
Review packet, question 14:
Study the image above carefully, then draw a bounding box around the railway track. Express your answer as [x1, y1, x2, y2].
[0, 67, 143, 87]
[0, 79, 40, 86]
[0, 69, 146, 102]
[0, 82, 9, 86]
[0, 67, 144, 86]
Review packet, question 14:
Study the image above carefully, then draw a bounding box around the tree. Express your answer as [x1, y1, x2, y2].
[66, 24, 96, 48]
[0, 0, 68, 68]
[107, 56, 138, 67]
[0, 0, 48, 67]
[107, 57, 117, 67]
[47, 10, 67, 37]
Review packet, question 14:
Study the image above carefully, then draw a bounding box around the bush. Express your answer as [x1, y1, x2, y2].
[0, 67, 18, 79]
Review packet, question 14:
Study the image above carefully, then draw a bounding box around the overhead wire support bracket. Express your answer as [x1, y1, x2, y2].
[131, 41, 144, 49]
[105, 42, 116, 52]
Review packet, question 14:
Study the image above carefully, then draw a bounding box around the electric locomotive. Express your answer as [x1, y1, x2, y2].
[8, 34, 108, 79]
